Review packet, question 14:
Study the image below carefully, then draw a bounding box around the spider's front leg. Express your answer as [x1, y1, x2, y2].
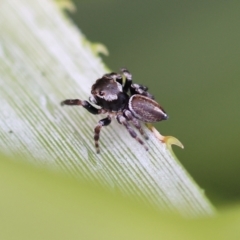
[61, 99, 102, 115]
[94, 116, 112, 153]
[61, 98, 110, 153]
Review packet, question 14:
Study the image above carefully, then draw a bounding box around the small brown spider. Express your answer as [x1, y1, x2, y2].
[61, 68, 168, 153]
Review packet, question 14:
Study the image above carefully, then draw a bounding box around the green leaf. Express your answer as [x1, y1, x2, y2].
[0, 0, 213, 216]
[1, 153, 240, 240]
[0, 1, 218, 238]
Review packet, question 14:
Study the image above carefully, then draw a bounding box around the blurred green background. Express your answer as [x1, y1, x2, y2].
[70, 0, 240, 207]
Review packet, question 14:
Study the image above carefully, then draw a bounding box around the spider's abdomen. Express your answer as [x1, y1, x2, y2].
[128, 95, 168, 122]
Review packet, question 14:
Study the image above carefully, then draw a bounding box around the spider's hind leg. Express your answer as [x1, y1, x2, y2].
[116, 68, 132, 92]
[117, 114, 148, 151]
[130, 84, 154, 99]
[123, 110, 148, 140]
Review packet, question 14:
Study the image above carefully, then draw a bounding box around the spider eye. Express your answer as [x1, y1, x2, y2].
[99, 91, 105, 96]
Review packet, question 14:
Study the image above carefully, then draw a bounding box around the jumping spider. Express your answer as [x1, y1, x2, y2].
[61, 68, 168, 153]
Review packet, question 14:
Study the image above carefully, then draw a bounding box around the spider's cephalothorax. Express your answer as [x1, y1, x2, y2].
[61, 69, 168, 153]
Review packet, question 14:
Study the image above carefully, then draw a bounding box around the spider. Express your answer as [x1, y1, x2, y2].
[61, 68, 168, 153]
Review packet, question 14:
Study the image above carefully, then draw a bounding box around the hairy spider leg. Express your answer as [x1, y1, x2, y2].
[117, 114, 149, 151]
[119, 68, 133, 92]
[118, 68, 154, 99]
[61, 99, 102, 115]
[119, 68, 132, 92]
[123, 110, 149, 140]
[61, 99, 111, 153]
[130, 83, 154, 99]
[94, 116, 112, 153]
